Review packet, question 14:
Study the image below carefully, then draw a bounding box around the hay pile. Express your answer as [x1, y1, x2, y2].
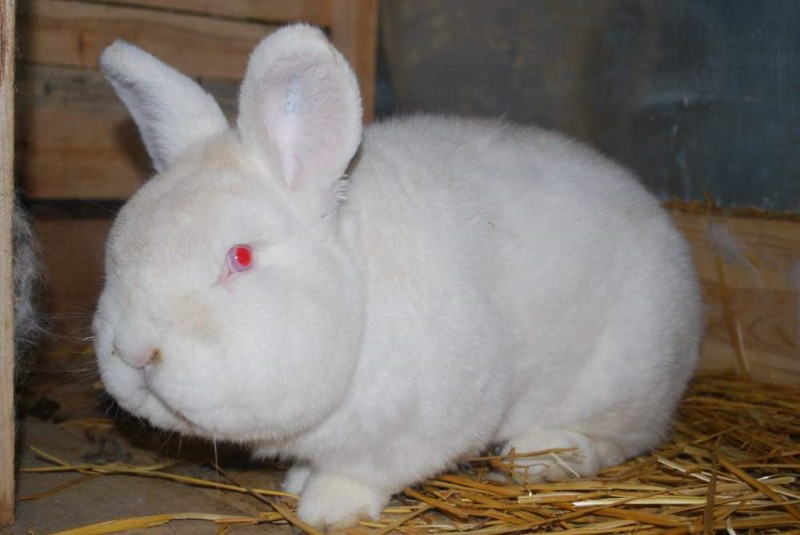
[21, 373, 800, 534]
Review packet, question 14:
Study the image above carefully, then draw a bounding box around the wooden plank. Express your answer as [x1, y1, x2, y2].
[18, 0, 378, 198]
[16, 66, 151, 199]
[330, 0, 378, 123]
[35, 218, 112, 338]
[17, 65, 239, 199]
[672, 211, 800, 387]
[75, 0, 377, 119]
[21, 106, 148, 199]
[19, 0, 277, 80]
[0, 0, 15, 525]
[80, 0, 332, 26]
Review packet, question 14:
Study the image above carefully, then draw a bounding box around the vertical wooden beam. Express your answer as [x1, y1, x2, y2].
[329, 0, 378, 123]
[0, 0, 15, 526]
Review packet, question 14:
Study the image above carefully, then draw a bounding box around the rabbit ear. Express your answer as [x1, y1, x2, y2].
[237, 25, 362, 206]
[100, 40, 230, 173]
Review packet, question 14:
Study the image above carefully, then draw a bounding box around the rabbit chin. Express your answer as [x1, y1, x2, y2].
[97, 357, 201, 436]
[128, 388, 206, 437]
[102, 366, 286, 442]
[97, 338, 350, 444]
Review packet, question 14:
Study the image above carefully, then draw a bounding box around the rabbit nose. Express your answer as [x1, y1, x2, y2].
[113, 345, 162, 369]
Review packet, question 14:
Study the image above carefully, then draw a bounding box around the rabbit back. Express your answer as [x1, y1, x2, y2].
[312, 115, 702, 471]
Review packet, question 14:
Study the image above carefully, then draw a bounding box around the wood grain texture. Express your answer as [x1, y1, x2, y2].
[80, 0, 332, 26]
[19, 0, 276, 79]
[0, 0, 15, 526]
[672, 211, 800, 387]
[330, 0, 378, 123]
[17, 65, 238, 199]
[15, 64, 151, 197]
[18, 0, 378, 197]
[72, 0, 378, 121]
[21, 106, 148, 199]
[21, 0, 376, 110]
[35, 218, 112, 337]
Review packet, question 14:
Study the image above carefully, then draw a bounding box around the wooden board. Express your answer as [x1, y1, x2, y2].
[672, 211, 800, 387]
[19, 106, 149, 199]
[16, 65, 239, 199]
[72, 0, 378, 120]
[35, 217, 112, 338]
[80, 0, 333, 26]
[17, 0, 378, 199]
[0, 0, 15, 525]
[21, 0, 375, 119]
[329, 0, 378, 123]
[19, 0, 276, 80]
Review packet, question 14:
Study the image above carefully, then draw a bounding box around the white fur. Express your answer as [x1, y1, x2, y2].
[93, 25, 704, 529]
[99, 40, 229, 172]
[11, 197, 43, 416]
[13, 197, 43, 374]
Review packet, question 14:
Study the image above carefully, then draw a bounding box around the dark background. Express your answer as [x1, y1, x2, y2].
[378, 0, 800, 211]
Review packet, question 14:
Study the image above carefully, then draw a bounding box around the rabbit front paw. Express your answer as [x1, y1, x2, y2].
[297, 472, 388, 529]
[282, 463, 312, 494]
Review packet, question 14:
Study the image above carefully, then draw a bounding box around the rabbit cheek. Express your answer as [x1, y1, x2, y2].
[96, 343, 194, 433]
[94, 303, 211, 434]
[93, 310, 147, 415]
[173, 296, 220, 343]
[166, 278, 360, 439]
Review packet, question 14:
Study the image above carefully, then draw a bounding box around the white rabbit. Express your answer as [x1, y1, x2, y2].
[93, 24, 703, 528]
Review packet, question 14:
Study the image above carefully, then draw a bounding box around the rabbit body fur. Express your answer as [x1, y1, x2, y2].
[93, 25, 703, 528]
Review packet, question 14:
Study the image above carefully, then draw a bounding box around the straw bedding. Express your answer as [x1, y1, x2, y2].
[20, 372, 800, 534]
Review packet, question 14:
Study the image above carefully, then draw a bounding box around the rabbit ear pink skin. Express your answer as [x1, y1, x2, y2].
[99, 40, 229, 173]
[237, 24, 363, 220]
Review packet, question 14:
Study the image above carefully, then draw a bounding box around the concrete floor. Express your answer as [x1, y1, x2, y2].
[3, 354, 294, 534]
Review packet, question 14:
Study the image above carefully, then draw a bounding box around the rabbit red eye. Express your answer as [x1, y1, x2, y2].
[228, 244, 254, 272]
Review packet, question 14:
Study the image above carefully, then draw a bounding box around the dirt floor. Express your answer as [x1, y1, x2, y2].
[5, 350, 293, 534]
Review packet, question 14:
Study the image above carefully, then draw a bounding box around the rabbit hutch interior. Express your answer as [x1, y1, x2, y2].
[3, 0, 800, 533]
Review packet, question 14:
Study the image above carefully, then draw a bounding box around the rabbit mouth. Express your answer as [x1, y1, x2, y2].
[153, 388, 212, 436]
[139, 373, 211, 436]
[153, 394, 195, 428]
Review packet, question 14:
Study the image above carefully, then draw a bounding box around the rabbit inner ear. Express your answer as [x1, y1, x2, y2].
[283, 79, 302, 114]
[238, 25, 362, 200]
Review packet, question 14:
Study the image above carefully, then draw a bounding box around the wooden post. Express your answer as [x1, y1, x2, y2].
[0, 0, 15, 526]
[330, 0, 378, 123]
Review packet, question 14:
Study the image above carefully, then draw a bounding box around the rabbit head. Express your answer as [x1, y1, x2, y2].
[93, 25, 365, 442]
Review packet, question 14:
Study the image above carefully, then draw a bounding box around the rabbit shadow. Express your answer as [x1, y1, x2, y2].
[95, 394, 281, 472]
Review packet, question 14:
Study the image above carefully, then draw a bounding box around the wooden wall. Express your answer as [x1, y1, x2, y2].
[1, 0, 16, 525]
[672, 209, 800, 387]
[16, 0, 377, 200]
[14, 0, 377, 339]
